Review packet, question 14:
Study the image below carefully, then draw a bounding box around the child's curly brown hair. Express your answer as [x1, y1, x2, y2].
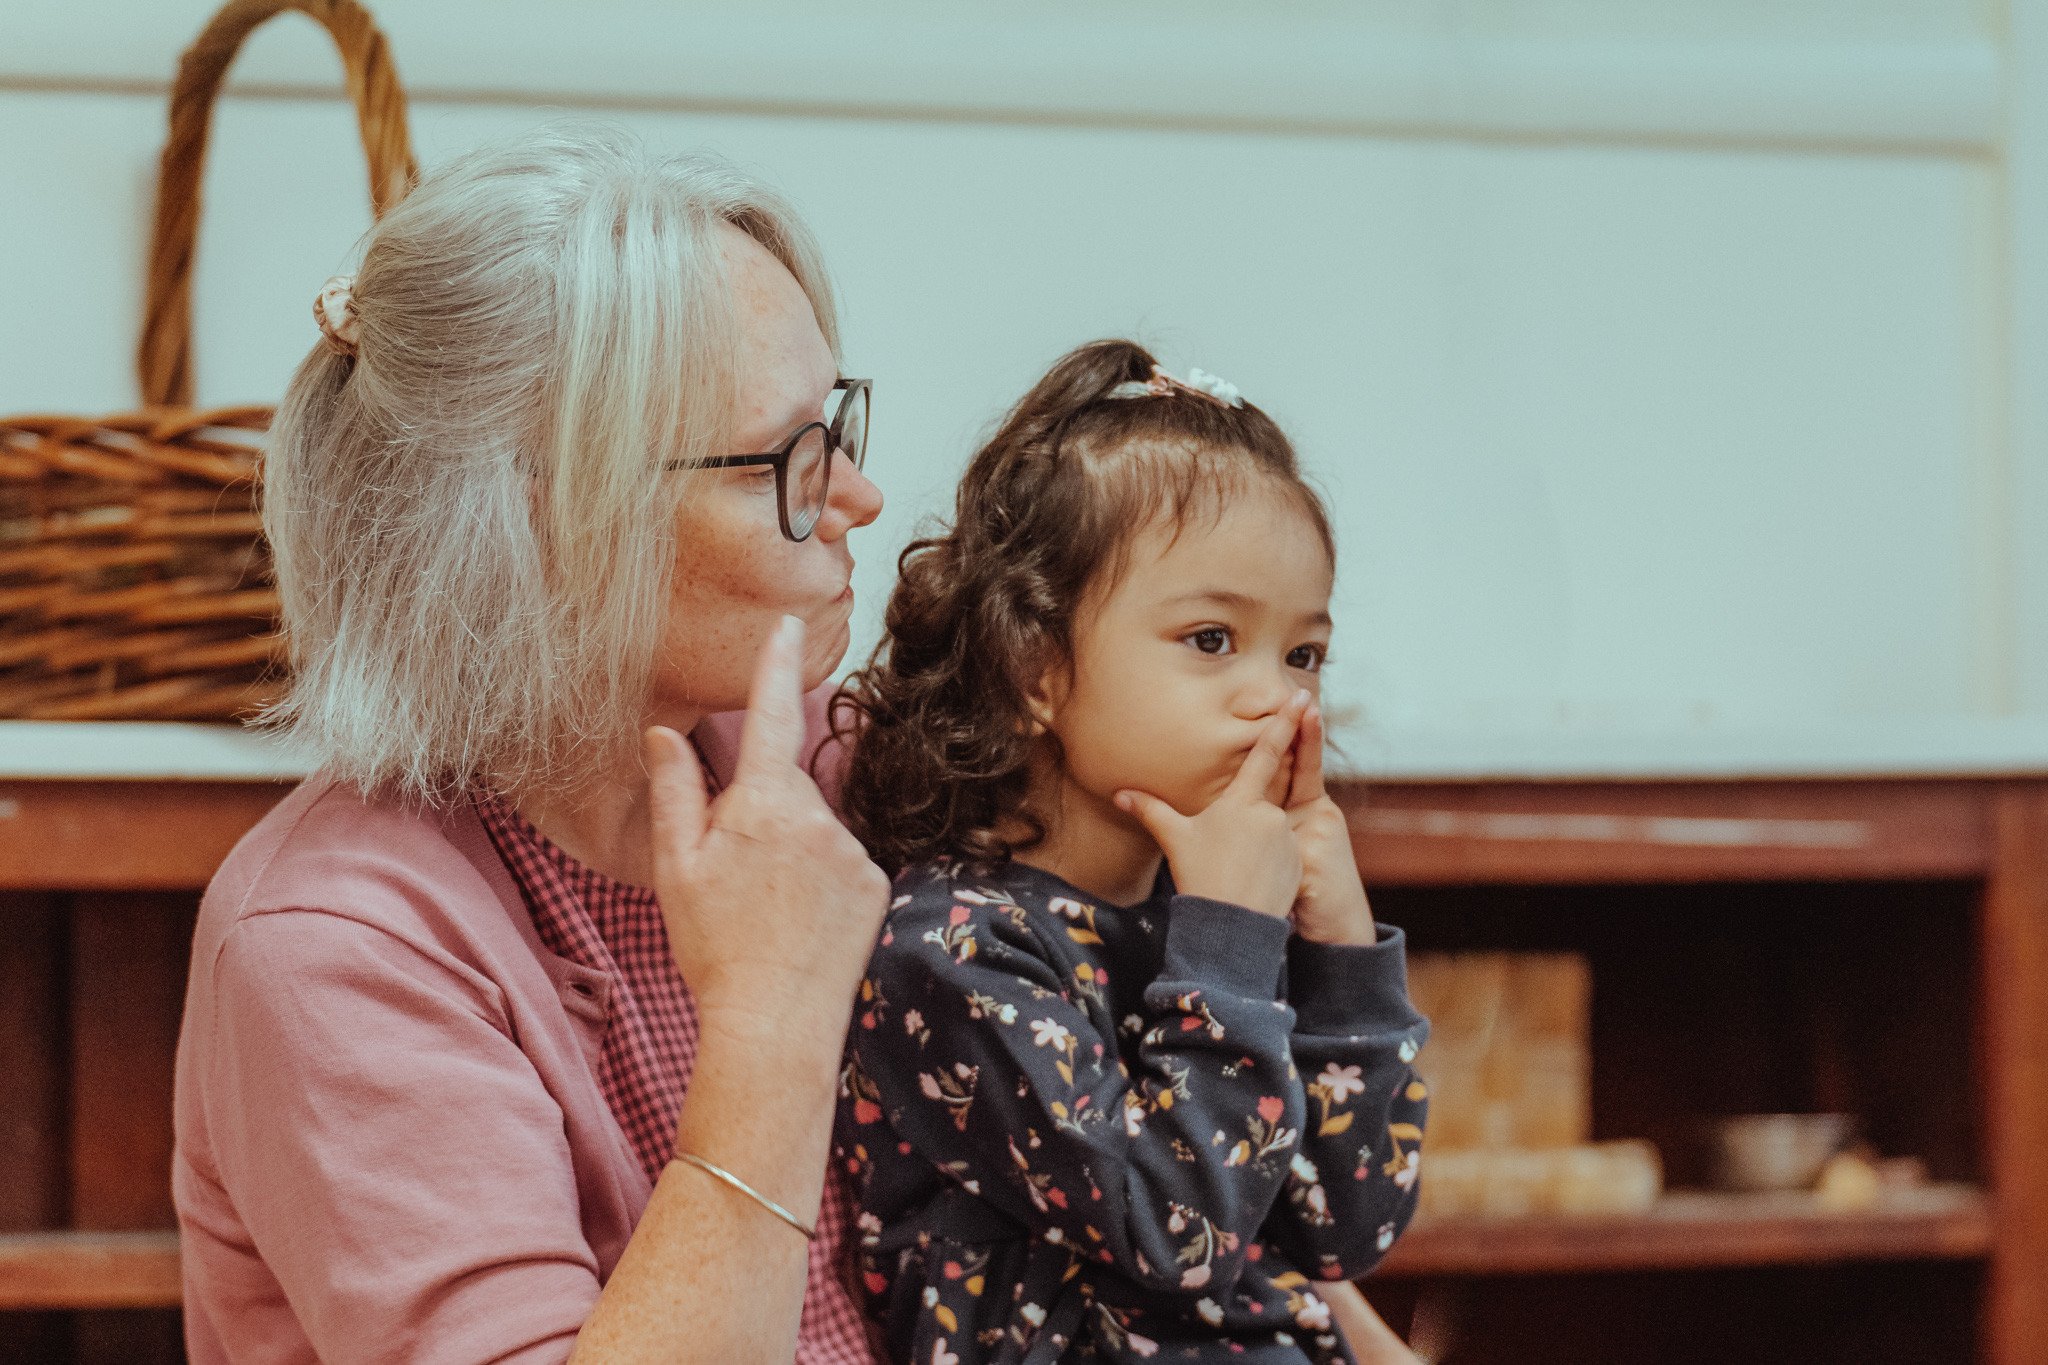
[835, 339, 1334, 876]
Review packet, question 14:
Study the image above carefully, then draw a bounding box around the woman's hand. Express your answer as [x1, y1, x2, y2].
[644, 615, 891, 1045]
[1115, 692, 1309, 919]
[1284, 702, 1376, 946]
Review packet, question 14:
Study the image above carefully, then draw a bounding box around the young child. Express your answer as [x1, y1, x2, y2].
[834, 341, 1429, 1364]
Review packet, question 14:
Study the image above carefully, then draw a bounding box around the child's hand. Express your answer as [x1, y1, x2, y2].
[1115, 693, 1309, 919]
[1285, 702, 1376, 946]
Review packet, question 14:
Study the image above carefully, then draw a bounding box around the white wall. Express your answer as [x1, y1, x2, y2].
[4, 0, 2044, 774]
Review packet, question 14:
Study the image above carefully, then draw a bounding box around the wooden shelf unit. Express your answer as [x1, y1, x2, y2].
[1342, 776, 2048, 1364]
[0, 770, 2041, 1361]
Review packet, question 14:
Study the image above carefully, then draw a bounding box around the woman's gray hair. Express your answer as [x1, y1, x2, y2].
[260, 122, 837, 805]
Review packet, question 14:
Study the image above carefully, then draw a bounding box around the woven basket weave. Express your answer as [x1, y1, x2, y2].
[0, 0, 414, 720]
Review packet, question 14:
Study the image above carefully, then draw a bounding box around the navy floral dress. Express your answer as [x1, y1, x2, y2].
[835, 858, 1430, 1364]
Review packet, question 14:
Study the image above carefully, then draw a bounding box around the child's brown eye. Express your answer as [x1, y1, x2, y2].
[1188, 628, 1232, 655]
[1288, 644, 1327, 673]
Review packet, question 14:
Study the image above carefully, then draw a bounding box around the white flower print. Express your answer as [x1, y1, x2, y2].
[1197, 1297, 1225, 1327]
[1377, 1222, 1397, 1252]
[1399, 1036, 1419, 1063]
[1291, 1153, 1320, 1184]
[1020, 1303, 1047, 1327]
[1316, 1062, 1366, 1103]
[904, 1009, 924, 1034]
[997, 1002, 1018, 1025]
[1394, 1148, 1421, 1191]
[1030, 1018, 1072, 1050]
[1296, 1294, 1331, 1331]
[930, 1340, 959, 1365]
[1048, 896, 1089, 919]
[1180, 1263, 1211, 1289]
[1126, 1329, 1160, 1356]
[923, 1286, 940, 1308]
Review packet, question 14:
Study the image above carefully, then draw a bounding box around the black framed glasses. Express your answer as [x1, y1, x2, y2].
[667, 378, 870, 542]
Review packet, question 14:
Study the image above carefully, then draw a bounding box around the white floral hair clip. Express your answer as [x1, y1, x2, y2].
[313, 274, 361, 358]
[1107, 364, 1245, 410]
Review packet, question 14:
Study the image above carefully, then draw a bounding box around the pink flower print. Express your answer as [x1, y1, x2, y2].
[1180, 1263, 1212, 1289]
[1257, 1096, 1285, 1124]
[949, 905, 970, 926]
[905, 1009, 925, 1034]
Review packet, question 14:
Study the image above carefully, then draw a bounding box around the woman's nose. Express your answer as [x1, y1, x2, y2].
[816, 446, 883, 540]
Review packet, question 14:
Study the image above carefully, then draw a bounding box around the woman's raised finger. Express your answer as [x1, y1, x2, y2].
[731, 615, 807, 788]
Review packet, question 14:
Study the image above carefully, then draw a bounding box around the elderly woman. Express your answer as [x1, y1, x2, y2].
[173, 124, 889, 1363]
[171, 122, 1420, 1365]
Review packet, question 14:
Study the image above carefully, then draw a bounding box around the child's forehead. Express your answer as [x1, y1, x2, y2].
[1111, 492, 1335, 614]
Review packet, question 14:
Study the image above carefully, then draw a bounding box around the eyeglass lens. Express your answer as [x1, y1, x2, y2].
[787, 385, 868, 539]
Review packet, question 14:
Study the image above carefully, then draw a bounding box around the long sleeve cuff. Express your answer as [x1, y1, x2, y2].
[1161, 895, 1290, 998]
[1288, 924, 1430, 1039]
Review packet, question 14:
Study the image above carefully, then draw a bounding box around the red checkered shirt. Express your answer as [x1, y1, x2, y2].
[475, 791, 876, 1364]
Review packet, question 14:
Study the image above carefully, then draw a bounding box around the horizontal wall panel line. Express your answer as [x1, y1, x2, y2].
[0, 13, 2003, 153]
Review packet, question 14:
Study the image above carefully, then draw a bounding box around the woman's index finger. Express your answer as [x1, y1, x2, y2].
[733, 615, 806, 785]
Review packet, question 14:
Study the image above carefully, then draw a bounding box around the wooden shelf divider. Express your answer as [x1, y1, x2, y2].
[0, 1230, 181, 1311]
[1377, 1186, 1993, 1278]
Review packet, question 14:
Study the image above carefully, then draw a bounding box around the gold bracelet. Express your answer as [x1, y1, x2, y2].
[670, 1153, 817, 1241]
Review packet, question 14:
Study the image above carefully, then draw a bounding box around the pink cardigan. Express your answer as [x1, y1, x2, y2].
[172, 694, 855, 1364]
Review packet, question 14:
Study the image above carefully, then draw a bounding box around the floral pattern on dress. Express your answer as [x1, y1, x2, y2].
[835, 859, 1430, 1364]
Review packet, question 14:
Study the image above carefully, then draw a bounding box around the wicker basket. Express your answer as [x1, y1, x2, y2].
[0, 0, 415, 721]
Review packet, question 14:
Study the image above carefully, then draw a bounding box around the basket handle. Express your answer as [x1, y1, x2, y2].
[138, 0, 418, 409]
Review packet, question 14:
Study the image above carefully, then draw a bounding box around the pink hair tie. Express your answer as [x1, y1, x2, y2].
[313, 275, 361, 357]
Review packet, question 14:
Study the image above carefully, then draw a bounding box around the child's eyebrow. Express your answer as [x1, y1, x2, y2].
[1162, 589, 1333, 627]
